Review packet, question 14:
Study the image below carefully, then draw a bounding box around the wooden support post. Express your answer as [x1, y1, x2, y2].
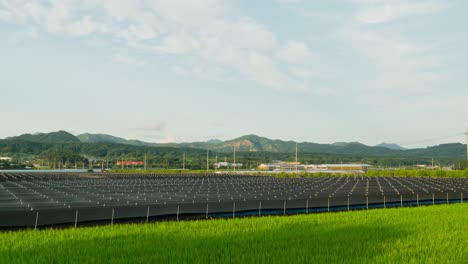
[446, 192, 449, 204]
[417, 194, 419, 206]
[206, 203, 209, 219]
[400, 194, 403, 208]
[111, 208, 115, 225]
[146, 206, 150, 223]
[327, 199, 330, 212]
[383, 196, 386, 208]
[432, 193, 435, 205]
[259, 201, 262, 216]
[177, 205, 180, 221]
[306, 200, 309, 214]
[233, 202, 236, 218]
[74, 210, 79, 228]
[34, 212, 39, 230]
[366, 196, 368, 210]
[461, 192, 464, 203]
[347, 197, 350, 211]
[283, 201, 286, 215]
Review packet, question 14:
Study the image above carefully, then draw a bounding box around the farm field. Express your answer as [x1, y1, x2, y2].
[1, 172, 467, 228]
[0, 203, 467, 263]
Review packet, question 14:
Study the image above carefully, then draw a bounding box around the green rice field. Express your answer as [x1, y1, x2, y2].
[1, 204, 467, 263]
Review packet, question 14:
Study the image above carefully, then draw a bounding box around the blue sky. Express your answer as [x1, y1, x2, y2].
[0, 0, 467, 148]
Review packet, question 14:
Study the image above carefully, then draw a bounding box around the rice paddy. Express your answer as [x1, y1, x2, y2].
[1, 203, 466, 263]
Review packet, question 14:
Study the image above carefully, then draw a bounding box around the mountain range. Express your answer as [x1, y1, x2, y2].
[78, 133, 410, 153]
[376, 143, 406, 150]
[1, 131, 466, 159]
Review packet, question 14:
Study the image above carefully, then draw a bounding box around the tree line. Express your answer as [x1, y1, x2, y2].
[0, 139, 465, 170]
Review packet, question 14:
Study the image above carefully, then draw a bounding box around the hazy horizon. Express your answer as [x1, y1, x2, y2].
[1, 1, 467, 148]
[1, 129, 465, 149]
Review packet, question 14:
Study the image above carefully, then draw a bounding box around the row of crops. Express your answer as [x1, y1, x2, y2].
[0, 172, 467, 228]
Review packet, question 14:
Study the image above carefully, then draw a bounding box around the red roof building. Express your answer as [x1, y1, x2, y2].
[116, 161, 145, 166]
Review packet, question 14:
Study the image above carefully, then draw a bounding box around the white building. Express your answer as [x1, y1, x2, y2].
[213, 162, 243, 169]
[259, 162, 370, 173]
[258, 161, 305, 171]
[306, 164, 371, 173]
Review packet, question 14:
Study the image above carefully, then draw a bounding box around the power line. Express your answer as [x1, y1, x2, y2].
[399, 132, 465, 146]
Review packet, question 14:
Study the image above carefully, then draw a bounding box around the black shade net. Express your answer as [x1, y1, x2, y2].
[0, 172, 467, 228]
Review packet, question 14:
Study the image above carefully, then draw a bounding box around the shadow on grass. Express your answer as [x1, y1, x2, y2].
[1, 219, 411, 264]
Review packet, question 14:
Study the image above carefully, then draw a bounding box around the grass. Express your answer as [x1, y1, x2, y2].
[1, 204, 467, 263]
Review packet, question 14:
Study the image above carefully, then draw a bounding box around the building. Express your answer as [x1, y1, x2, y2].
[416, 164, 439, 170]
[258, 161, 305, 171]
[116, 161, 145, 166]
[0, 157, 12, 161]
[306, 164, 371, 173]
[213, 162, 243, 169]
[258, 163, 278, 171]
[258, 162, 370, 173]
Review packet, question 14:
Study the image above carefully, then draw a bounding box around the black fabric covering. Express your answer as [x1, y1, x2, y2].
[0, 172, 466, 228]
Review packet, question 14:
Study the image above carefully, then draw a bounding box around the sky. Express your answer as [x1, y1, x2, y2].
[0, 0, 467, 148]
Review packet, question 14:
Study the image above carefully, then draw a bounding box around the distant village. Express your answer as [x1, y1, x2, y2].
[0, 156, 452, 172]
[212, 160, 370, 173]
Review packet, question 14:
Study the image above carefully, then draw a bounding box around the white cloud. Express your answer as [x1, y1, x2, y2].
[147, 0, 226, 25]
[343, 28, 446, 92]
[0, 0, 314, 92]
[354, 0, 447, 24]
[277, 41, 313, 64]
[112, 54, 147, 66]
[154, 31, 200, 54]
[45, 0, 70, 33]
[342, 0, 448, 95]
[246, 52, 301, 91]
[67, 15, 108, 36]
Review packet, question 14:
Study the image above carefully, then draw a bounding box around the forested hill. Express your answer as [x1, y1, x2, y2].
[1, 131, 466, 160]
[77, 133, 156, 147]
[5, 131, 80, 144]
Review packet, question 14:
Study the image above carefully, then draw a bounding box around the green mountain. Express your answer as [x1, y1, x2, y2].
[203, 134, 398, 156]
[5, 131, 80, 144]
[77, 133, 156, 147]
[2, 131, 466, 160]
[376, 143, 406, 150]
[404, 143, 465, 158]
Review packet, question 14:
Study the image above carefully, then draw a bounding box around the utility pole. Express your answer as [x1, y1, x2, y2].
[295, 142, 298, 172]
[183, 152, 185, 170]
[206, 149, 209, 172]
[144, 154, 147, 171]
[432, 158, 434, 171]
[233, 147, 236, 172]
